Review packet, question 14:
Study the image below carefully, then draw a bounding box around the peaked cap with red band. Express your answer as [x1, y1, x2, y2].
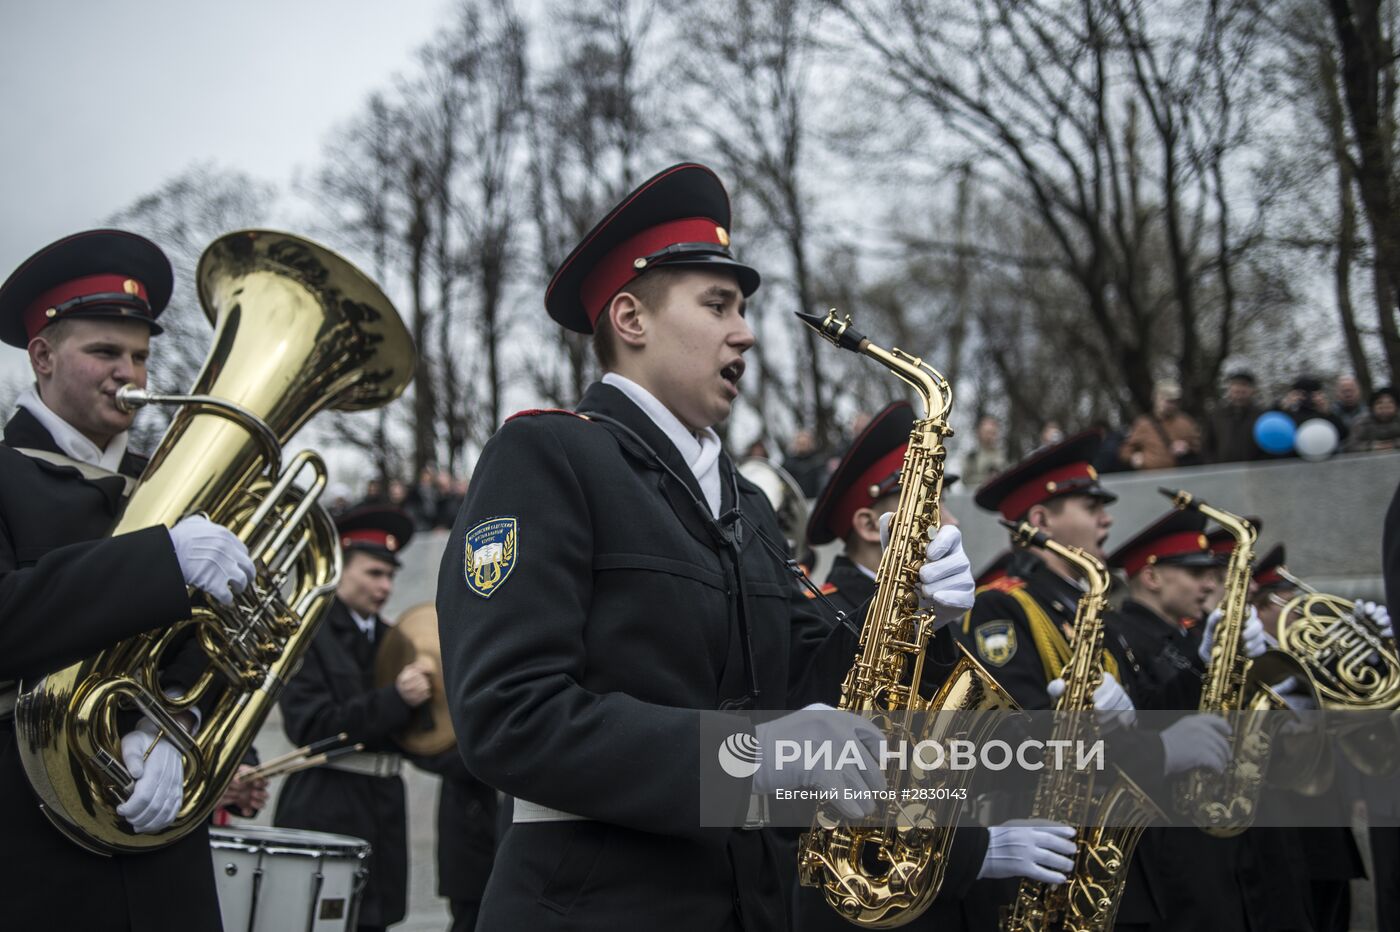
[974, 430, 1116, 520]
[806, 402, 962, 546]
[0, 229, 172, 348]
[544, 163, 761, 333]
[336, 506, 414, 567]
[1206, 517, 1262, 564]
[1252, 543, 1291, 591]
[1107, 509, 1215, 576]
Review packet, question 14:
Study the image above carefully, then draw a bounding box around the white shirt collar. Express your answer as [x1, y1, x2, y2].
[856, 561, 878, 582]
[348, 608, 377, 641]
[601, 372, 724, 517]
[15, 385, 129, 472]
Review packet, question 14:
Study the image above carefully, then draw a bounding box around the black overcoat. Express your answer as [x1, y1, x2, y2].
[437, 383, 994, 930]
[0, 408, 221, 931]
[274, 597, 413, 927]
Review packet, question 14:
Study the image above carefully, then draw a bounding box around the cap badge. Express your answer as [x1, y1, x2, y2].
[123, 279, 141, 296]
[715, 226, 730, 247]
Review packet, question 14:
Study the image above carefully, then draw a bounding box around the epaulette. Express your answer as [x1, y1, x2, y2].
[504, 408, 591, 424]
[977, 575, 1026, 595]
[804, 581, 839, 600]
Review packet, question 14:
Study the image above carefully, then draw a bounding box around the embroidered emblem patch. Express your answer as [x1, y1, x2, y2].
[463, 517, 518, 598]
[974, 621, 1017, 666]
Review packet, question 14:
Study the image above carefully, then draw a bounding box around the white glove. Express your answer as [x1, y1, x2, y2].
[1047, 671, 1137, 731]
[880, 515, 975, 627]
[1357, 600, 1393, 640]
[1198, 606, 1266, 663]
[1267, 676, 1318, 712]
[978, 821, 1077, 884]
[169, 515, 255, 606]
[116, 719, 185, 834]
[1160, 714, 1232, 776]
[753, 703, 887, 819]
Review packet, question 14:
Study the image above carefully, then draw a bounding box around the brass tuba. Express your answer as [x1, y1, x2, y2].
[795, 310, 1016, 928]
[15, 230, 415, 854]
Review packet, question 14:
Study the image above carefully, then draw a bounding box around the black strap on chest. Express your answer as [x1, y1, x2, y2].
[580, 412, 764, 709]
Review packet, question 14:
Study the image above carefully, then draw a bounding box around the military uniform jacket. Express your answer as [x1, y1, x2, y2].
[955, 556, 1175, 930]
[0, 408, 221, 932]
[792, 553, 992, 932]
[274, 597, 413, 927]
[1106, 599, 1205, 712]
[437, 383, 989, 930]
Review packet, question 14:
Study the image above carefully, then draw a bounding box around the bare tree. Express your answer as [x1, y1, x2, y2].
[1327, 0, 1400, 386]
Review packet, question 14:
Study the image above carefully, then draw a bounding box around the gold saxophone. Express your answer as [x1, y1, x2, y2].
[1159, 488, 1316, 835]
[999, 522, 1161, 932]
[15, 231, 415, 853]
[795, 310, 1016, 928]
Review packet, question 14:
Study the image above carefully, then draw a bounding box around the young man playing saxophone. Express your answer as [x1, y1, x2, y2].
[436, 164, 977, 930]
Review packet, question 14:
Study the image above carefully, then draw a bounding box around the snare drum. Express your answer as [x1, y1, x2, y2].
[210, 825, 371, 932]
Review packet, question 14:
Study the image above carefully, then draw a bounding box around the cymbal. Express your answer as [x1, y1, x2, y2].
[373, 602, 457, 756]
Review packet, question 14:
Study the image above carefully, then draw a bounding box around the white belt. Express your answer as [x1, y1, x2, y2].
[322, 751, 401, 778]
[513, 798, 590, 823]
[512, 796, 769, 829]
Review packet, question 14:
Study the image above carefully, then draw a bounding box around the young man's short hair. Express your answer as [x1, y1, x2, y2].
[591, 268, 683, 370]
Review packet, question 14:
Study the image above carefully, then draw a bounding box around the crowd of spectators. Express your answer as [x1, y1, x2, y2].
[327, 465, 470, 531]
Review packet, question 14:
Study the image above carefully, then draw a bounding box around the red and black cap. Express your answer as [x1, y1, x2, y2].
[336, 506, 414, 566]
[0, 229, 173, 348]
[1253, 544, 1291, 592]
[544, 163, 761, 334]
[1206, 517, 1262, 563]
[975, 550, 1014, 588]
[807, 402, 915, 546]
[974, 430, 1117, 520]
[1108, 509, 1215, 576]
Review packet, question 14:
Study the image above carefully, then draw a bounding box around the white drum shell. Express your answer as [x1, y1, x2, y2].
[211, 825, 370, 932]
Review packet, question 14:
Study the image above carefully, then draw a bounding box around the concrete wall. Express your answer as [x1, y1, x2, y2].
[948, 449, 1400, 598]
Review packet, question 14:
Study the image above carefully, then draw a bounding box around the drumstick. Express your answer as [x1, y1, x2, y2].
[240, 733, 350, 781]
[252, 744, 367, 781]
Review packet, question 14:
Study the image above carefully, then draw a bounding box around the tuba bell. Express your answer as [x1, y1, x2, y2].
[15, 230, 415, 854]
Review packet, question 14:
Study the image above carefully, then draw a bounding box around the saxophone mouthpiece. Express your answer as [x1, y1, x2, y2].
[1158, 486, 1192, 508]
[795, 309, 866, 352]
[999, 518, 1049, 550]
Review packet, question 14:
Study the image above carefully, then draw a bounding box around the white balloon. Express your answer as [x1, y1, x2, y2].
[1295, 418, 1340, 461]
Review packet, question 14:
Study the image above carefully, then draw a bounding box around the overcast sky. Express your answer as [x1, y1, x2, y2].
[0, 0, 450, 385]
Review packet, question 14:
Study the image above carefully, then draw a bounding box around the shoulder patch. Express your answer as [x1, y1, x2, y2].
[463, 517, 519, 598]
[504, 408, 590, 423]
[974, 620, 1018, 666]
[805, 581, 839, 600]
[979, 575, 1026, 594]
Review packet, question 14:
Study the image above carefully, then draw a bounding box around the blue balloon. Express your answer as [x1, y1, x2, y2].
[1253, 411, 1296, 454]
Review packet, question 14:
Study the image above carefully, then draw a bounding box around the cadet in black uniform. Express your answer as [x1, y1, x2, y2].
[0, 230, 255, 931]
[435, 164, 978, 931]
[1244, 544, 1373, 932]
[275, 507, 427, 932]
[793, 402, 1088, 932]
[1104, 511, 1307, 932]
[956, 431, 1132, 710]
